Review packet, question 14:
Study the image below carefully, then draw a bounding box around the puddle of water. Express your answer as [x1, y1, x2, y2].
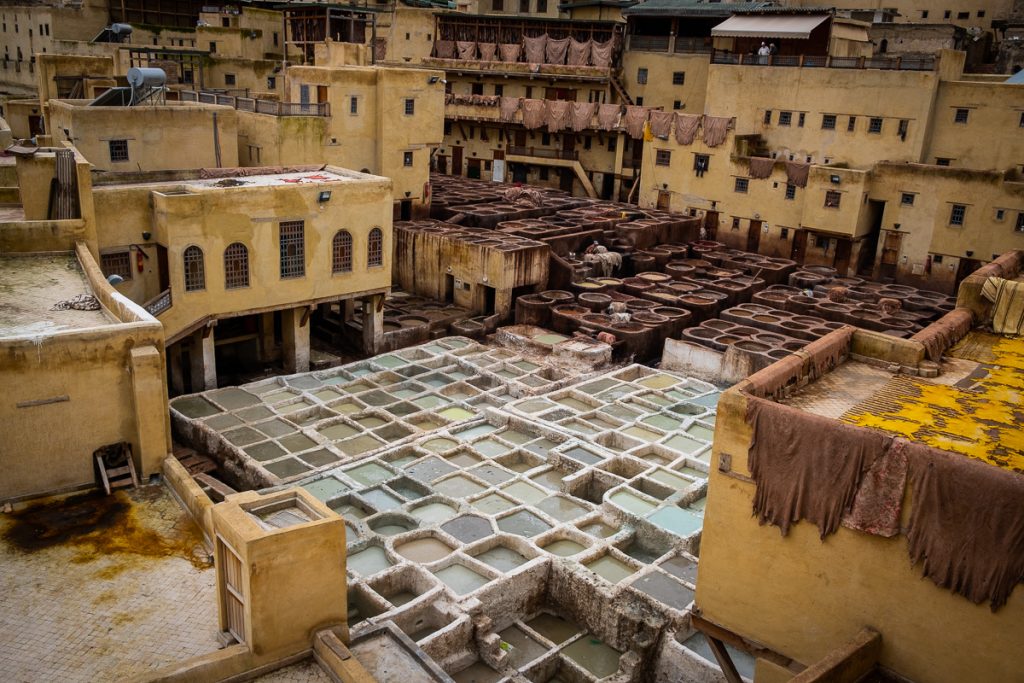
[501, 481, 547, 505]
[562, 635, 621, 678]
[499, 624, 548, 668]
[497, 510, 551, 537]
[434, 474, 487, 499]
[471, 493, 517, 515]
[475, 545, 529, 572]
[543, 539, 587, 557]
[409, 503, 458, 524]
[235, 405, 274, 422]
[688, 497, 707, 514]
[348, 546, 392, 576]
[433, 563, 490, 595]
[396, 537, 453, 563]
[584, 555, 637, 584]
[647, 506, 703, 537]
[376, 355, 406, 369]
[526, 613, 580, 645]
[343, 383, 374, 394]
[518, 399, 554, 414]
[277, 400, 314, 415]
[609, 491, 657, 516]
[313, 389, 342, 402]
[299, 448, 340, 468]
[676, 466, 708, 480]
[331, 503, 369, 520]
[525, 438, 559, 458]
[390, 482, 427, 500]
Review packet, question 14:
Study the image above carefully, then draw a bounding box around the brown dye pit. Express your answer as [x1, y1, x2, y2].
[3, 487, 209, 573]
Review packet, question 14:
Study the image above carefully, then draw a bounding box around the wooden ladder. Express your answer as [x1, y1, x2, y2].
[94, 442, 140, 495]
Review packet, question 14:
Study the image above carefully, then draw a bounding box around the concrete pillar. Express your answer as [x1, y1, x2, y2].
[612, 132, 626, 201]
[282, 306, 311, 374]
[259, 311, 276, 363]
[342, 298, 356, 321]
[189, 327, 217, 391]
[129, 345, 171, 479]
[362, 294, 383, 356]
[168, 342, 186, 396]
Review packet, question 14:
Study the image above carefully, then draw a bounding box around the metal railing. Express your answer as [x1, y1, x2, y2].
[507, 145, 579, 161]
[179, 90, 331, 116]
[628, 35, 670, 52]
[144, 289, 172, 316]
[710, 52, 936, 71]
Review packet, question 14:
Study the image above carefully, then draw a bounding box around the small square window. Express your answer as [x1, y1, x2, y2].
[847, 116, 856, 131]
[583, 136, 592, 150]
[403, 151, 414, 167]
[1016, 213, 1024, 232]
[673, 100, 682, 110]
[798, 112, 805, 127]
[520, 0, 530, 11]
[494, 84, 503, 96]
[933, 254, 943, 264]
[732, 217, 741, 230]
[778, 111, 792, 126]
[978, 10, 986, 17]
[672, 71, 685, 85]
[950, 204, 966, 226]
[921, 10, 929, 18]
[785, 184, 796, 200]
[936, 158, 952, 166]
[734, 177, 749, 193]
[108, 139, 129, 162]
[637, 67, 648, 84]
[539, 167, 549, 180]
[824, 190, 841, 208]
[225, 73, 236, 86]
[780, 228, 789, 239]
[209, 41, 217, 52]
[957, 11, 969, 19]
[267, 76, 276, 90]
[901, 192, 915, 206]
[822, 114, 837, 130]
[541, 132, 551, 146]
[944, 10, 951, 19]
[764, 110, 772, 124]
[635, 96, 644, 106]
[655, 150, 671, 166]
[994, 208, 1006, 221]
[404, 98, 415, 115]
[954, 108, 969, 124]
[868, 117, 883, 134]
[100, 251, 132, 281]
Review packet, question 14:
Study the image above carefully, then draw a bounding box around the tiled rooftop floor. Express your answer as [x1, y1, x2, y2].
[0, 485, 218, 682]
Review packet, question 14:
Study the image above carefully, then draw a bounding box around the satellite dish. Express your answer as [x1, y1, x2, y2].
[107, 274, 124, 285]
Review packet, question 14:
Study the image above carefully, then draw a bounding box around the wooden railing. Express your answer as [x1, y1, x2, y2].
[143, 289, 172, 316]
[507, 145, 579, 161]
[178, 90, 331, 116]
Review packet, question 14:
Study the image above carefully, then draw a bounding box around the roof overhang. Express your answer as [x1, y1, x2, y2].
[711, 14, 830, 40]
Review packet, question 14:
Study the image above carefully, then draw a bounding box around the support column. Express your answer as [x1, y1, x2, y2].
[343, 298, 356, 321]
[189, 326, 217, 391]
[362, 294, 383, 356]
[259, 311, 277, 363]
[282, 306, 311, 374]
[612, 131, 626, 201]
[168, 342, 185, 396]
[129, 345, 171, 479]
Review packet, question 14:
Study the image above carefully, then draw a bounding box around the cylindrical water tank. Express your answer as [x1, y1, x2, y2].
[126, 67, 166, 89]
[110, 23, 133, 36]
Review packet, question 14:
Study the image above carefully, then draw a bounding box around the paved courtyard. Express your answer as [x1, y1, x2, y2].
[0, 485, 219, 682]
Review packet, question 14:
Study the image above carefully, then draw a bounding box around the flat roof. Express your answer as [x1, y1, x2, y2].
[781, 331, 1024, 473]
[186, 169, 358, 189]
[0, 254, 114, 338]
[712, 14, 830, 39]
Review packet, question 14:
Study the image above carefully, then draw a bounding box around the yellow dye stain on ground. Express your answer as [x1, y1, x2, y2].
[844, 332, 1024, 473]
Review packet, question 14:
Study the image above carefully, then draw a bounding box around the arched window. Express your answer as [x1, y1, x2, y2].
[367, 227, 383, 268]
[332, 230, 352, 273]
[183, 245, 205, 292]
[224, 242, 249, 289]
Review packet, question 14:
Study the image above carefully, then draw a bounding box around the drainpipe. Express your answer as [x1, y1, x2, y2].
[213, 111, 222, 168]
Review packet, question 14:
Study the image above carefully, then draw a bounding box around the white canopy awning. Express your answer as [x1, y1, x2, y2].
[711, 14, 830, 40]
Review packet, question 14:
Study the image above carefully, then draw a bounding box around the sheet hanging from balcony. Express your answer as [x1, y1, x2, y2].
[624, 105, 649, 139]
[457, 41, 478, 60]
[597, 104, 621, 131]
[674, 113, 701, 145]
[524, 35, 547, 64]
[748, 156, 775, 179]
[649, 111, 674, 139]
[711, 14, 829, 40]
[591, 39, 614, 67]
[435, 40, 455, 59]
[785, 161, 810, 187]
[568, 38, 592, 66]
[500, 97, 522, 122]
[522, 99, 546, 129]
[570, 102, 598, 132]
[478, 42, 497, 61]
[499, 43, 522, 62]
[701, 115, 731, 147]
[546, 37, 570, 65]
[545, 100, 571, 132]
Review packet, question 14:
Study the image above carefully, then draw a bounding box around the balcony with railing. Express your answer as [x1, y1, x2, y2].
[710, 52, 936, 71]
[143, 289, 172, 317]
[445, 95, 628, 134]
[507, 145, 580, 161]
[625, 35, 714, 55]
[178, 90, 331, 116]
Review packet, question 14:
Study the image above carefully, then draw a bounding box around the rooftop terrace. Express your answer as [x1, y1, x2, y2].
[0, 254, 114, 338]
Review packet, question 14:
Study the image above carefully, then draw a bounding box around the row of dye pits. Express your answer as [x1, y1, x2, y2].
[169, 338, 583, 483]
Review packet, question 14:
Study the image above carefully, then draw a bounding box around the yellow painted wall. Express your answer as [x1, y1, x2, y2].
[696, 388, 1024, 683]
[47, 100, 240, 172]
[926, 80, 1024, 169]
[621, 51, 709, 114]
[785, 0, 1012, 30]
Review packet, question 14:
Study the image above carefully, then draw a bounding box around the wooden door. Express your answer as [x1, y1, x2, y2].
[514, 130, 527, 148]
[157, 245, 169, 292]
[657, 191, 671, 211]
[316, 85, 328, 103]
[562, 133, 576, 158]
[467, 157, 481, 179]
[559, 168, 575, 193]
[791, 229, 809, 262]
[451, 146, 463, 176]
[436, 154, 448, 174]
[879, 231, 902, 279]
[746, 220, 762, 253]
[217, 537, 246, 644]
[703, 210, 719, 239]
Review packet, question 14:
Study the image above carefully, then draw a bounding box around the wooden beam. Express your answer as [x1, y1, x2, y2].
[691, 614, 804, 673]
[789, 628, 882, 683]
[704, 635, 743, 683]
